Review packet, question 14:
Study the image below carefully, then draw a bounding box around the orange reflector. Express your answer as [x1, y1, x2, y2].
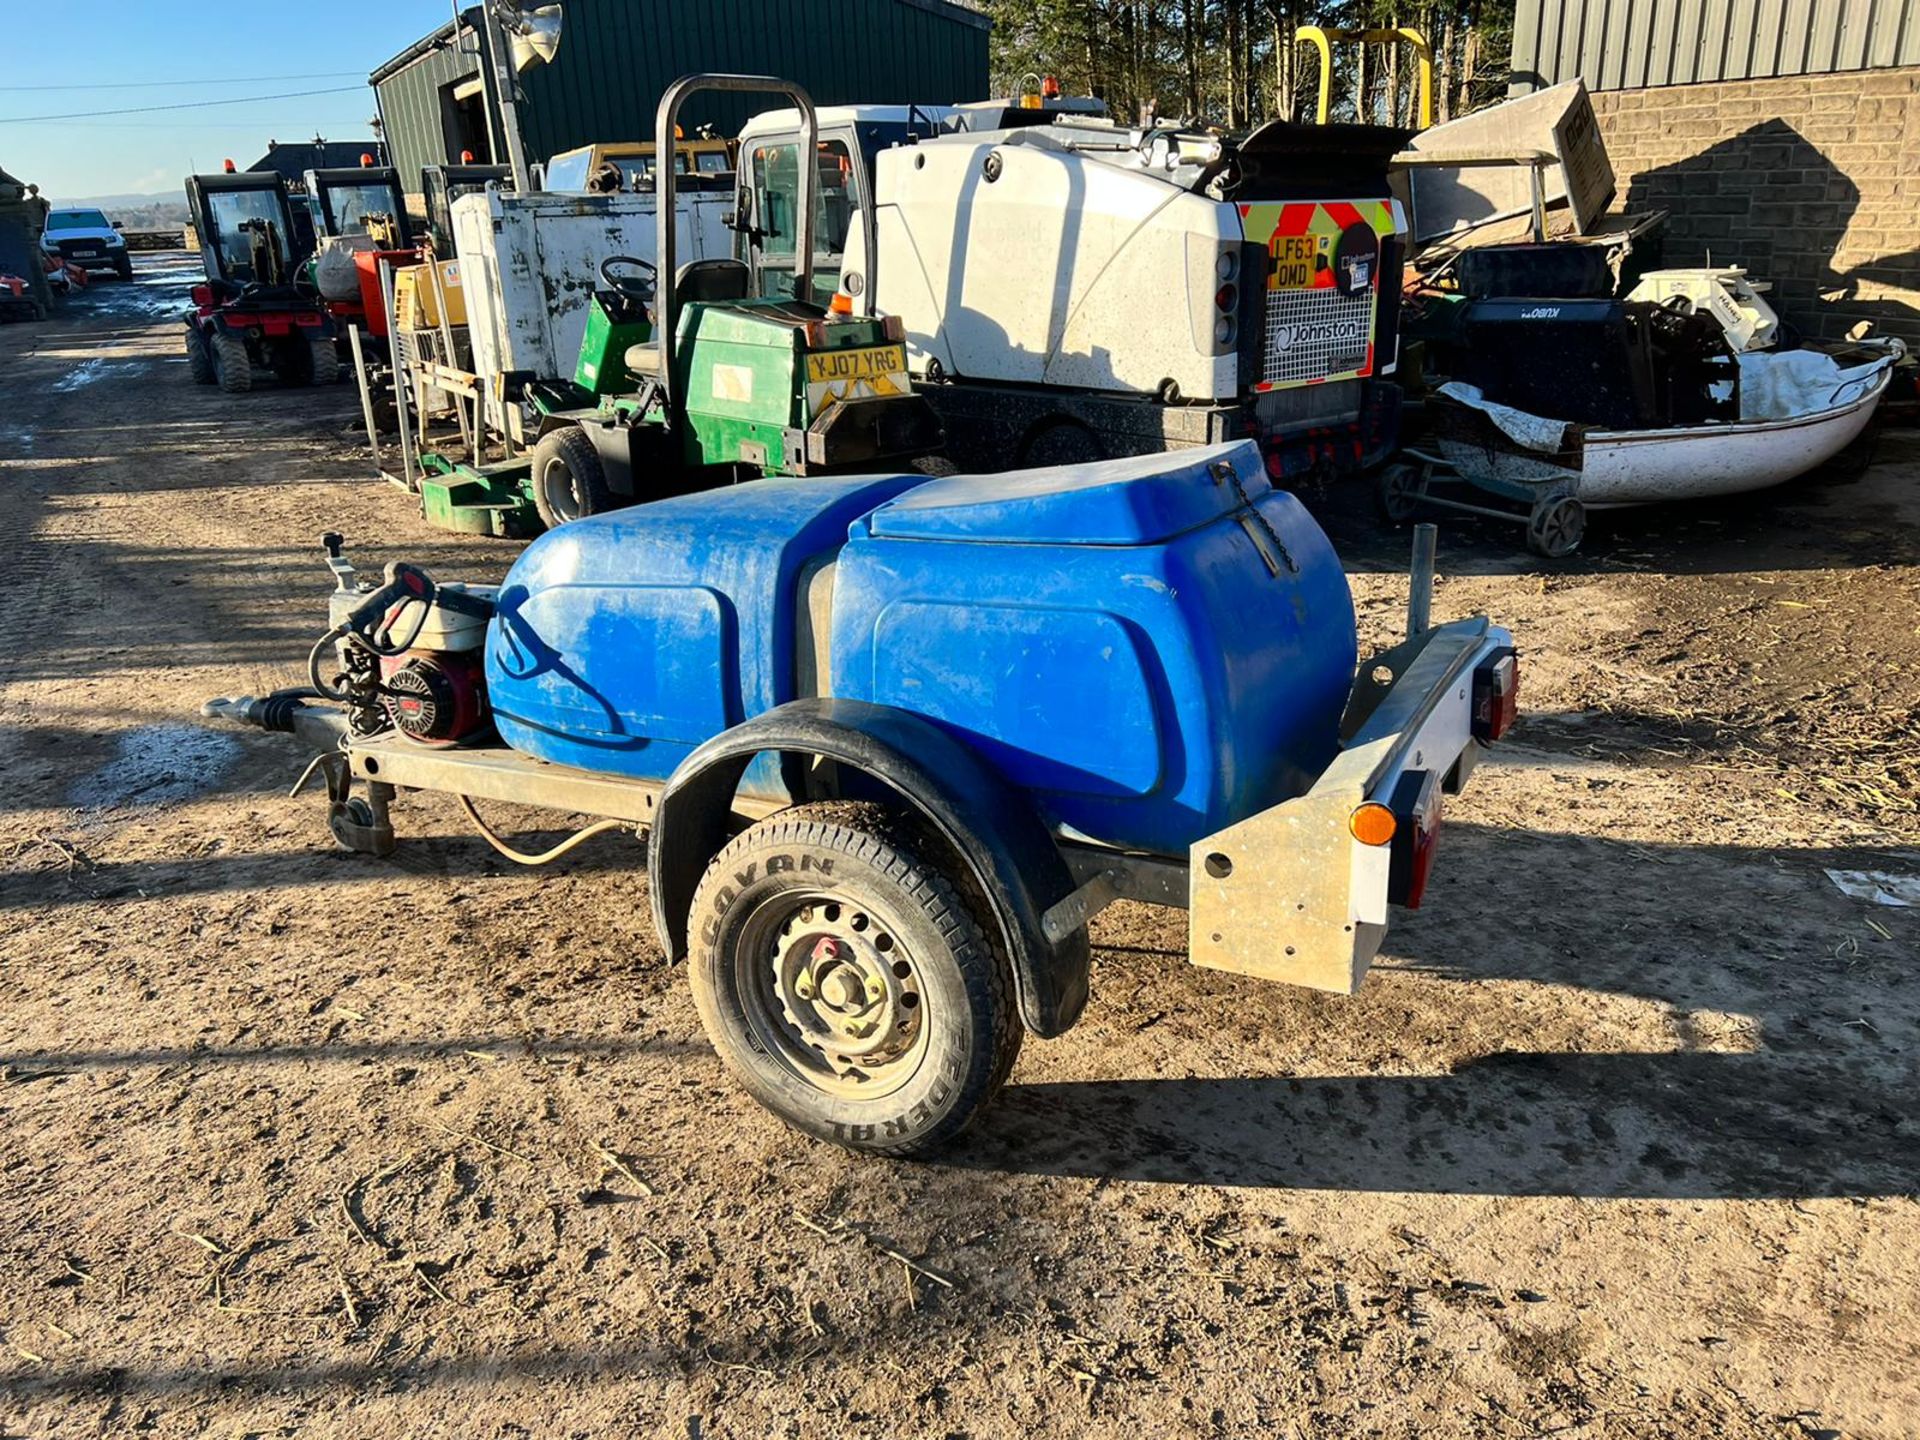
[1349, 803, 1397, 847]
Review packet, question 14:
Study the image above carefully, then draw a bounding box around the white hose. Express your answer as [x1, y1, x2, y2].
[457, 794, 629, 866]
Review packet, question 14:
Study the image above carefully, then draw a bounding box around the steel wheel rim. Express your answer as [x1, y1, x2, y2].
[733, 889, 931, 1100]
[540, 454, 583, 521]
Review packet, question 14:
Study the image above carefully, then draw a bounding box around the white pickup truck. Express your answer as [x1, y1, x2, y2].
[40, 206, 131, 281]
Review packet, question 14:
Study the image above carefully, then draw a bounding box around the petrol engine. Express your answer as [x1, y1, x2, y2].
[311, 534, 495, 747]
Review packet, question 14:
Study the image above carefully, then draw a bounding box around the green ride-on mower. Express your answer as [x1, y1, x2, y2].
[183, 169, 337, 394]
[512, 74, 943, 531]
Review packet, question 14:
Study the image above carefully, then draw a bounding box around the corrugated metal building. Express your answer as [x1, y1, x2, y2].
[1512, 0, 1920, 92]
[371, 0, 991, 187]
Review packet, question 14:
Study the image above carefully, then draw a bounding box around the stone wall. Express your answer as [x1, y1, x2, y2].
[1590, 67, 1920, 346]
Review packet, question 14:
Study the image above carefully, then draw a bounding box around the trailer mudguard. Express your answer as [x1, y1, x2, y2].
[649, 697, 1090, 1039]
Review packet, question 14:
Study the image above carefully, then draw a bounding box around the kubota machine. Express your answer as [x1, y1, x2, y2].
[182, 169, 337, 393]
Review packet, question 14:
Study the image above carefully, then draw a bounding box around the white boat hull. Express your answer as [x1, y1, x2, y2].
[1436, 364, 1892, 510]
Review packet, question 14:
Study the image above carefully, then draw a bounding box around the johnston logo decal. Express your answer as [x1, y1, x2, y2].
[1270, 316, 1369, 354]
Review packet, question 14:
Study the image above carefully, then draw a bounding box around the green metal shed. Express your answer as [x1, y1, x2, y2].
[371, 0, 991, 190]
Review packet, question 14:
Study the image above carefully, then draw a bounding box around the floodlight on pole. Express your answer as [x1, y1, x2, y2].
[457, 0, 563, 193]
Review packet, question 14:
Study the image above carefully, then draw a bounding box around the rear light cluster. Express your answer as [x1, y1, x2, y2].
[1346, 644, 1513, 914]
[1472, 647, 1520, 743]
[1213, 249, 1239, 351]
[1349, 770, 1443, 910]
[1388, 770, 1442, 910]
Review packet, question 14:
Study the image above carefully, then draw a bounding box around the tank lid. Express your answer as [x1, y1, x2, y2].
[867, 441, 1269, 547]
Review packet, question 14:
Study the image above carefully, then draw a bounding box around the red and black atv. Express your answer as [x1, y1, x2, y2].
[183, 169, 338, 394]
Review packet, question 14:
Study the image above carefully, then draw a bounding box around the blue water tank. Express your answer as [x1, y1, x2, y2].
[485, 472, 925, 780]
[485, 442, 1358, 857]
[829, 443, 1357, 854]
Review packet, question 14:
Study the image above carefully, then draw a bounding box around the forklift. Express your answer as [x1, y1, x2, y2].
[507, 73, 942, 530]
[182, 168, 337, 394]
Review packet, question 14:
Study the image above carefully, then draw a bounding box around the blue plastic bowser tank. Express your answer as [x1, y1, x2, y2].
[826, 443, 1357, 855]
[484, 441, 1358, 858]
[484, 472, 926, 780]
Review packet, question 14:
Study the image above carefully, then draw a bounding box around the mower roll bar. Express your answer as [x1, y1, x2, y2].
[655, 73, 817, 410]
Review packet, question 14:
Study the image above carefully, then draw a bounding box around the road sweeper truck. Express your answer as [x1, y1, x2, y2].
[733, 96, 1414, 477]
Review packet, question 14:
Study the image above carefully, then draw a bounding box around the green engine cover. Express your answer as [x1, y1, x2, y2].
[674, 301, 908, 473]
[574, 292, 654, 396]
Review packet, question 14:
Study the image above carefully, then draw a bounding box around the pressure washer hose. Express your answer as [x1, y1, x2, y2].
[456, 795, 629, 867]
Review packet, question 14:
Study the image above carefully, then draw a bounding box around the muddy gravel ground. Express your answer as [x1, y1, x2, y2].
[1, 253, 1916, 1439]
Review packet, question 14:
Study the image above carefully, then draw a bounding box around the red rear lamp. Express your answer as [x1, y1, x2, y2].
[1215, 282, 1237, 312]
[1472, 648, 1520, 743]
[190, 283, 212, 307]
[1386, 770, 1442, 909]
[880, 312, 905, 343]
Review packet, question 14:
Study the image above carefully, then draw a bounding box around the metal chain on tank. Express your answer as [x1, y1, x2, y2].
[1211, 458, 1298, 575]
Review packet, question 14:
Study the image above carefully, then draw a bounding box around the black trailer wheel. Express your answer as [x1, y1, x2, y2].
[308, 336, 341, 386]
[1375, 460, 1428, 524]
[531, 424, 614, 529]
[210, 330, 253, 394]
[114, 255, 133, 281]
[1526, 494, 1586, 558]
[687, 802, 1022, 1156]
[185, 326, 214, 385]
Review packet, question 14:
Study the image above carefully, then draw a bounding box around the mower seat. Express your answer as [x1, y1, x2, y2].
[676, 258, 750, 304]
[624, 342, 662, 377]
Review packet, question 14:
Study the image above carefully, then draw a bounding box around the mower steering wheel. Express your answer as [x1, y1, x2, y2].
[599, 255, 657, 304]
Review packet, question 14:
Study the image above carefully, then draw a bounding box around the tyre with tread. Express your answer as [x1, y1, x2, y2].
[686, 801, 1022, 1155]
[185, 326, 214, 385]
[531, 424, 615, 529]
[210, 330, 253, 394]
[114, 256, 133, 281]
[308, 336, 341, 386]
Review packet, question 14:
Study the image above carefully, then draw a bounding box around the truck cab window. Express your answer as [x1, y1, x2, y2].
[746, 137, 858, 305]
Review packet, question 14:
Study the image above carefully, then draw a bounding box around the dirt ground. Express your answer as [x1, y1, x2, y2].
[1, 253, 1916, 1439]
